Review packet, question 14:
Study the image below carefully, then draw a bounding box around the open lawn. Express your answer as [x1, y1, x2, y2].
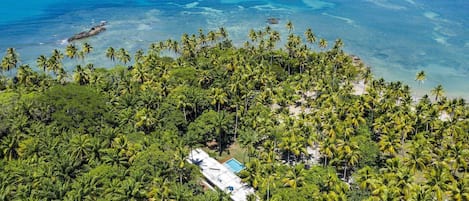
[202, 141, 248, 164]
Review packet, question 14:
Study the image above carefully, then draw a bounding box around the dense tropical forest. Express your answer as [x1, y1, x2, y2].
[0, 22, 468, 201]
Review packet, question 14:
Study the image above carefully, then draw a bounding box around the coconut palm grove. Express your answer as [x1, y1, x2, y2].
[0, 23, 468, 200]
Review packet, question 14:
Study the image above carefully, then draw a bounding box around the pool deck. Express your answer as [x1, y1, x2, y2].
[188, 149, 256, 201]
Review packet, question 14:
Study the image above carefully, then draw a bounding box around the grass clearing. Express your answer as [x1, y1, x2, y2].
[202, 141, 248, 164]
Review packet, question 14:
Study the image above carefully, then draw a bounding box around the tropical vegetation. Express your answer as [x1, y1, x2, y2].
[0, 22, 468, 201]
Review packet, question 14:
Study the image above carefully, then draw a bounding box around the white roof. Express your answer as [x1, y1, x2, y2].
[188, 149, 256, 201]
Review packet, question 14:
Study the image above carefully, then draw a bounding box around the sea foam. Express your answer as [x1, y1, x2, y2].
[184, 2, 199, 9]
[404, 0, 416, 5]
[137, 24, 152, 31]
[322, 13, 355, 26]
[60, 39, 68, 45]
[365, 0, 407, 10]
[301, 0, 334, 10]
[252, 4, 289, 12]
[432, 34, 449, 46]
[423, 11, 439, 20]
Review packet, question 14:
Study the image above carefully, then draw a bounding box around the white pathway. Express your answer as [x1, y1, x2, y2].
[188, 149, 255, 201]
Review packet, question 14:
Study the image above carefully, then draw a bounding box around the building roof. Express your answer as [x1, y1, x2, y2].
[188, 149, 255, 201]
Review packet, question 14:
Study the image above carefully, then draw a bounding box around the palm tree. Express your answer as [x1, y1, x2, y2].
[56, 68, 68, 84]
[130, 63, 147, 84]
[214, 111, 233, 156]
[51, 49, 63, 61]
[106, 47, 116, 62]
[1, 48, 19, 73]
[176, 94, 192, 121]
[320, 137, 336, 166]
[218, 27, 228, 39]
[207, 31, 217, 44]
[36, 55, 48, 72]
[354, 166, 378, 191]
[304, 28, 316, 46]
[134, 108, 157, 133]
[446, 141, 468, 174]
[82, 42, 93, 55]
[248, 29, 257, 42]
[228, 75, 246, 139]
[210, 88, 227, 112]
[394, 168, 414, 199]
[319, 38, 328, 49]
[16, 64, 36, 87]
[6, 48, 19, 64]
[117, 48, 131, 64]
[48, 49, 64, 76]
[404, 140, 431, 173]
[148, 177, 172, 201]
[73, 65, 89, 85]
[148, 43, 161, 55]
[260, 172, 277, 201]
[65, 44, 78, 59]
[286, 20, 294, 33]
[68, 134, 93, 162]
[238, 129, 259, 162]
[409, 184, 433, 201]
[332, 38, 344, 51]
[266, 30, 280, 53]
[80, 42, 93, 62]
[321, 173, 348, 196]
[240, 159, 263, 189]
[173, 144, 189, 184]
[134, 49, 145, 63]
[197, 29, 206, 45]
[431, 84, 445, 101]
[425, 161, 453, 201]
[448, 175, 469, 201]
[282, 165, 305, 190]
[0, 133, 21, 160]
[278, 130, 306, 163]
[171, 40, 180, 55]
[0, 56, 9, 74]
[337, 139, 361, 180]
[415, 70, 426, 86]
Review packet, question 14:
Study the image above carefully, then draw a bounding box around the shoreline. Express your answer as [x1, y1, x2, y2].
[1, 2, 467, 99]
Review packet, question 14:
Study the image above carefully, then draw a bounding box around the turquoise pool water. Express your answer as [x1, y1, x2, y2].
[224, 158, 245, 173]
[0, 0, 468, 98]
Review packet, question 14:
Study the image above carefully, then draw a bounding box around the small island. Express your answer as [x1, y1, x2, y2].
[67, 21, 107, 42]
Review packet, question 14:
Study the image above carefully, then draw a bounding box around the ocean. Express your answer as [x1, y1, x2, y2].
[0, 0, 468, 99]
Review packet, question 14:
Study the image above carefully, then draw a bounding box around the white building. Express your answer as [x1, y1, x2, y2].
[188, 149, 256, 201]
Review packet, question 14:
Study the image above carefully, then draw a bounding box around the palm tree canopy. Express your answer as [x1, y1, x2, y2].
[431, 84, 445, 101]
[415, 70, 426, 85]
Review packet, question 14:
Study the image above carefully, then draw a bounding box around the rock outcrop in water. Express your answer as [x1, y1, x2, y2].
[267, 18, 279, 24]
[67, 21, 107, 42]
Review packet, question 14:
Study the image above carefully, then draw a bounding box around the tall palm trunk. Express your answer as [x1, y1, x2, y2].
[267, 181, 270, 201]
[343, 164, 347, 181]
[217, 127, 223, 156]
[244, 95, 249, 113]
[234, 104, 239, 140]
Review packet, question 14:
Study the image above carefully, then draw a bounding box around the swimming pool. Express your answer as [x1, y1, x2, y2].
[223, 158, 245, 173]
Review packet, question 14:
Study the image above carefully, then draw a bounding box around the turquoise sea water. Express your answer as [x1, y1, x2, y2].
[1, 0, 468, 98]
